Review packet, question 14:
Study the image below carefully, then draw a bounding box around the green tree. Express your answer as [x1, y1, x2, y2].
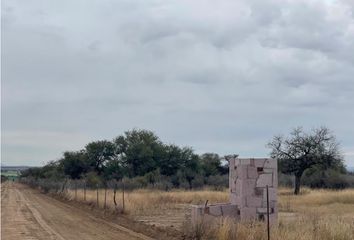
[40, 160, 64, 180]
[200, 153, 221, 176]
[159, 144, 185, 176]
[267, 127, 343, 195]
[60, 151, 87, 179]
[85, 140, 116, 175]
[302, 167, 348, 189]
[103, 159, 124, 181]
[21, 167, 42, 179]
[144, 169, 161, 186]
[178, 147, 201, 189]
[113, 129, 164, 177]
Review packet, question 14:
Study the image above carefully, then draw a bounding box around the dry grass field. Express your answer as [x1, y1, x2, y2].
[64, 187, 354, 240]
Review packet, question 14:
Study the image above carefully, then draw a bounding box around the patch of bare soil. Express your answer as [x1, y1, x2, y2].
[133, 204, 191, 230]
[56, 195, 183, 240]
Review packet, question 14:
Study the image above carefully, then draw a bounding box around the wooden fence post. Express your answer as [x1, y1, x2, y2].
[113, 181, 117, 209]
[122, 179, 125, 212]
[104, 186, 107, 209]
[96, 184, 99, 207]
[61, 179, 68, 194]
[84, 181, 86, 201]
[75, 181, 77, 200]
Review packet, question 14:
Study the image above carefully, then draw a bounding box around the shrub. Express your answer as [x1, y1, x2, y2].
[191, 175, 205, 189]
[85, 171, 102, 188]
[278, 173, 294, 187]
[205, 174, 228, 190]
[302, 169, 348, 189]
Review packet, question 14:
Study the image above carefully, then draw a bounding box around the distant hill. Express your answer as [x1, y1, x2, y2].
[1, 166, 31, 172]
[347, 166, 354, 173]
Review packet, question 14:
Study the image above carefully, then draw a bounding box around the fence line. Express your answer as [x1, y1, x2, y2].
[20, 178, 127, 213]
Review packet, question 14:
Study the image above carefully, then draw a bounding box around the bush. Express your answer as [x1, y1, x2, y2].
[85, 171, 102, 188]
[343, 174, 354, 188]
[205, 174, 228, 190]
[278, 173, 294, 187]
[191, 175, 205, 189]
[302, 169, 349, 189]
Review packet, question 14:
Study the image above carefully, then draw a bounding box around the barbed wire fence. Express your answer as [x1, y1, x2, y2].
[20, 177, 128, 213]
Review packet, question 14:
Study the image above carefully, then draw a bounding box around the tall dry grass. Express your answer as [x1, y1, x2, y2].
[63, 187, 354, 239]
[278, 187, 354, 215]
[66, 188, 229, 215]
[187, 215, 354, 240]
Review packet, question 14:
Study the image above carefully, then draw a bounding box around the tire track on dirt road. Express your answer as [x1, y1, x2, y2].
[27, 187, 154, 240]
[16, 188, 66, 240]
[1, 182, 154, 240]
[1, 182, 53, 240]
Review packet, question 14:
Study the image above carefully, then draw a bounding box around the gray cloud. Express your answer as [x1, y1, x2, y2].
[2, 0, 354, 167]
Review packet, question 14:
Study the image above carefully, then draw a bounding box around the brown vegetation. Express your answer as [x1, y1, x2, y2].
[62, 187, 354, 240]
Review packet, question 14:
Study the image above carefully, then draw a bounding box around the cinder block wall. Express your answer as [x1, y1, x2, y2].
[191, 157, 277, 225]
[229, 158, 278, 223]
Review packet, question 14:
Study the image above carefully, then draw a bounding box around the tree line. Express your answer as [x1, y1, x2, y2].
[21, 127, 352, 194]
[21, 129, 228, 189]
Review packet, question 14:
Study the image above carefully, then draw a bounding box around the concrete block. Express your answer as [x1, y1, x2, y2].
[230, 194, 246, 206]
[256, 206, 277, 215]
[230, 178, 237, 193]
[231, 183, 236, 193]
[264, 159, 277, 169]
[203, 204, 239, 218]
[242, 179, 257, 196]
[263, 187, 277, 201]
[229, 173, 237, 192]
[263, 168, 274, 173]
[273, 171, 278, 188]
[256, 208, 268, 214]
[208, 205, 222, 216]
[256, 173, 273, 187]
[191, 206, 203, 224]
[230, 192, 236, 203]
[220, 204, 240, 218]
[235, 179, 242, 194]
[262, 200, 276, 208]
[239, 158, 251, 165]
[234, 158, 241, 166]
[254, 159, 267, 168]
[236, 165, 248, 179]
[246, 196, 262, 207]
[256, 212, 277, 225]
[192, 157, 278, 225]
[261, 188, 276, 201]
[191, 204, 241, 225]
[240, 207, 257, 221]
[247, 166, 258, 179]
[236, 179, 256, 197]
[229, 158, 235, 170]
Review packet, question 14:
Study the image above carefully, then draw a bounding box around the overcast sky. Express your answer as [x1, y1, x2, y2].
[1, 0, 354, 167]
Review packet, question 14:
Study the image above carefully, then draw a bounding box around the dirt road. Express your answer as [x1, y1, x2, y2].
[1, 182, 153, 240]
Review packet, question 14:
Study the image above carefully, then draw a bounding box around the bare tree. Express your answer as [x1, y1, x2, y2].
[267, 127, 343, 195]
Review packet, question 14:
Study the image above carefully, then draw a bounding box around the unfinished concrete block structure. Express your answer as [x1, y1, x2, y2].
[192, 157, 277, 224]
